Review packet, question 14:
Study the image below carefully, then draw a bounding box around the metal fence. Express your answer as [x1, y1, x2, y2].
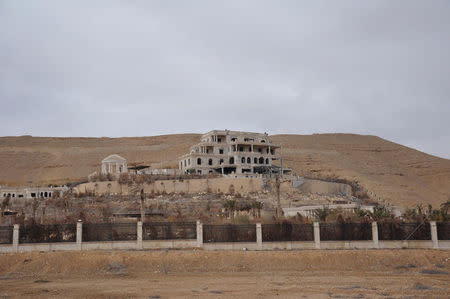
[19, 224, 76, 244]
[3, 221, 449, 245]
[82, 223, 137, 241]
[377, 222, 431, 240]
[143, 222, 196, 240]
[0, 226, 13, 244]
[437, 222, 450, 240]
[262, 223, 314, 241]
[203, 224, 256, 243]
[319, 223, 372, 241]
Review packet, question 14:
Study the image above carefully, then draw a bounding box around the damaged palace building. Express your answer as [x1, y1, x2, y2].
[179, 130, 288, 176]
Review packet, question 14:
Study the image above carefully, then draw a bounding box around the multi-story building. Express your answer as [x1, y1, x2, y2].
[179, 130, 282, 175]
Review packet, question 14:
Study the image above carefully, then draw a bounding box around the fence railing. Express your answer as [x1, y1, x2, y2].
[19, 224, 76, 244]
[377, 222, 431, 240]
[0, 226, 13, 244]
[320, 223, 372, 241]
[0, 221, 449, 252]
[143, 222, 196, 240]
[437, 222, 450, 240]
[262, 223, 314, 241]
[83, 223, 137, 242]
[203, 224, 256, 243]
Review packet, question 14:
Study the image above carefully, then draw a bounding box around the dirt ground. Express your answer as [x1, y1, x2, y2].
[0, 249, 449, 298]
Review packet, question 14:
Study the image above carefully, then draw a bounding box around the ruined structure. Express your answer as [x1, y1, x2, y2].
[0, 186, 68, 199]
[101, 154, 128, 174]
[179, 130, 283, 175]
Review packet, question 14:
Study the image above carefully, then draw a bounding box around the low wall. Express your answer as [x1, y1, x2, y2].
[293, 178, 352, 197]
[74, 177, 264, 196]
[1, 240, 449, 253]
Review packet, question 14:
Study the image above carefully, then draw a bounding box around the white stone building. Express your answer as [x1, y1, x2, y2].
[101, 154, 128, 174]
[179, 130, 282, 175]
[1, 186, 68, 199]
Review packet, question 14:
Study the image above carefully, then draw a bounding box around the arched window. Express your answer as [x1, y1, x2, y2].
[259, 157, 264, 164]
[241, 157, 245, 163]
[254, 157, 258, 164]
[44, 192, 48, 197]
[208, 159, 213, 165]
[197, 158, 202, 165]
[180, 162, 183, 168]
[219, 159, 224, 164]
[265, 158, 269, 164]
[247, 157, 251, 163]
[229, 157, 234, 164]
[184, 160, 187, 167]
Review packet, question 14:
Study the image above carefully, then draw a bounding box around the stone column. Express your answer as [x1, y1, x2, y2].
[313, 222, 320, 249]
[13, 224, 19, 252]
[372, 222, 379, 248]
[137, 221, 143, 250]
[430, 221, 438, 249]
[76, 220, 82, 250]
[256, 223, 262, 250]
[196, 220, 203, 248]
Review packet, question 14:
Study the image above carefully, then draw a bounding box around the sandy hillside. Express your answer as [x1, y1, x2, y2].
[0, 250, 448, 298]
[0, 133, 449, 208]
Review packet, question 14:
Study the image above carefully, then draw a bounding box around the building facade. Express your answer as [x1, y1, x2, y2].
[101, 154, 128, 174]
[179, 130, 281, 175]
[0, 186, 68, 199]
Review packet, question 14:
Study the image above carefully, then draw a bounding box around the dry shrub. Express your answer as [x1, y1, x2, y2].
[228, 184, 235, 194]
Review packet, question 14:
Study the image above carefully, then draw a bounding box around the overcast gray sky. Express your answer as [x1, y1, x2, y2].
[1, 1, 449, 158]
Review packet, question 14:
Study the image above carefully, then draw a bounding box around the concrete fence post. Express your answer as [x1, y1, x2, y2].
[256, 223, 262, 250]
[76, 220, 82, 250]
[372, 222, 379, 248]
[13, 224, 19, 252]
[196, 220, 203, 248]
[430, 221, 438, 249]
[137, 221, 143, 250]
[313, 222, 320, 249]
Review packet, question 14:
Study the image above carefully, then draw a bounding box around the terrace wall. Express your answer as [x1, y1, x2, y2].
[74, 177, 264, 196]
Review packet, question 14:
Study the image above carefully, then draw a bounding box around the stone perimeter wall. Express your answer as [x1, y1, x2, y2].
[74, 177, 264, 196]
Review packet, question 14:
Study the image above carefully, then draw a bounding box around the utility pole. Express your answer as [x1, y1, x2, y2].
[140, 189, 145, 223]
[275, 145, 283, 218]
[280, 145, 283, 179]
[276, 175, 281, 218]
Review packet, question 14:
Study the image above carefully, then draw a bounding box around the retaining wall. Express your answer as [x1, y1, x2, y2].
[74, 177, 264, 196]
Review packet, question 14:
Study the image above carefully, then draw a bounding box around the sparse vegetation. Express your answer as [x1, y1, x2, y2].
[313, 206, 331, 221]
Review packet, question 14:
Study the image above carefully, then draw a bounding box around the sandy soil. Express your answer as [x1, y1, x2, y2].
[0, 249, 449, 298]
[1, 133, 449, 207]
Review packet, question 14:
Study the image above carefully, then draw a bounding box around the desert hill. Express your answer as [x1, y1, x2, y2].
[0, 133, 449, 208]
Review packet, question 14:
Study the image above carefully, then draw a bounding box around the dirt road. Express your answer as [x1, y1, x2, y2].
[0, 249, 449, 298]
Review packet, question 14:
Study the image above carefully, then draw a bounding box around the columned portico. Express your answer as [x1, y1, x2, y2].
[101, 154, 128, 174]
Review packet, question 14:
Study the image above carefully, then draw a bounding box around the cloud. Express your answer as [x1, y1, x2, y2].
[0, 1, 449, 158]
